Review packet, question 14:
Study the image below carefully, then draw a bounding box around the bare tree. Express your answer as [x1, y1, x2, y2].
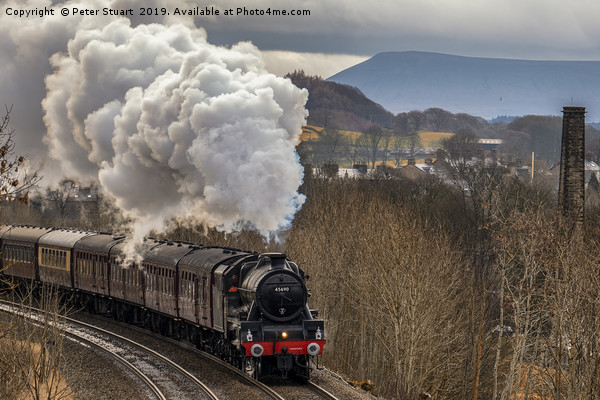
[0, 108, 73, 399]
[287, 179, 472, 399]
[0, 286, 73, 400]
[45, 178, 78, 220]
[0, 106, 41, 205]
[317, 127, 347, 163]
[356, 125, 387, 169]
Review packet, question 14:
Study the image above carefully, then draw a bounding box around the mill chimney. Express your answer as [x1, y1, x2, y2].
[558, 106, 586, 224]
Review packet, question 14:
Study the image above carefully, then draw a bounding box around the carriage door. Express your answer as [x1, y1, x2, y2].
[195, 276, 208, 326]
[191, 275, 198, 325]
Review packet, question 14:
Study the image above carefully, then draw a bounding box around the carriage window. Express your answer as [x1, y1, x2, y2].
[159, 267, 163, 292]
[191, 274, 196, 300]
[180, 272, 185, 298]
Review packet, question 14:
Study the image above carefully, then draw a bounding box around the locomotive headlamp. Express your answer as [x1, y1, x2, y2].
[307, 342, 321, 356]
[281, 331, 288, 340]
[250, 344, 264, 357]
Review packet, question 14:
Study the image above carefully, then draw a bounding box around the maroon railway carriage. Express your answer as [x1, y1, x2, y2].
[141, 242, 197, 319]
[109, 239, 159, 309]
[1, 226, 53, 281]
[73, 233, 124, 311]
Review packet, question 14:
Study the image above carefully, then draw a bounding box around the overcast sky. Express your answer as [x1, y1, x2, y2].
[0, 0, 598, 233]
[185, 0, 600, 77]
[19, 0, 600, 77]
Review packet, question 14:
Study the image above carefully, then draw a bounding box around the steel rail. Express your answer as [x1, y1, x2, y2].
[306, 381, 340, 400]
[0, 299, 219, 400]
[87, 313, 286, 400]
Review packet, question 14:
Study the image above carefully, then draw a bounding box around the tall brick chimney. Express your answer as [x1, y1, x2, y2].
[558, 106, 586, 223]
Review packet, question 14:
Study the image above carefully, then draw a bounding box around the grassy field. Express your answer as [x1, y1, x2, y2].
[301, 125, 454, 147]
[300, 125, 362, 142]
[418, 131, 454, 147]
[300, 126, 454, 167]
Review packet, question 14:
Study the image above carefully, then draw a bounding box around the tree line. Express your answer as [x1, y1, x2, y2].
[285, 140, 600, 399]
[300, 112, 600, 172]
[287, 71, 600, 169]
[5, 102, 600, 399]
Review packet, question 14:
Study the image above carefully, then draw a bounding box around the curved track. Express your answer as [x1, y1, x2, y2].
[78, 312, 340, 400]
[1, 297, 340, 400]
[0, 300, 218, 400]
[306, 381, 340, 400]
[80, 312, 339, 399]
[84, 312, 287, 400]
[65, 329, 167, 400]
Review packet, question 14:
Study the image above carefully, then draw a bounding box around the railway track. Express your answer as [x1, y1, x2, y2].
[81, 312, 340, 399]
[0, 300, 217, 400]
[262, 375, 341, 400]
[307, 381, 340, 400]
[1, 298, 340, 400]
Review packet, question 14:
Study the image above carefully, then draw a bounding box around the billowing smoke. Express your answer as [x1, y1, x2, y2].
[1, 0, 308, 256]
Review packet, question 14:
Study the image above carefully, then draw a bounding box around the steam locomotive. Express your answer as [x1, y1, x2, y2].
[0, 225, 325, 380]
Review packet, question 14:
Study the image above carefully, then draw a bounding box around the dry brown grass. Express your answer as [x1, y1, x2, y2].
[0, 285, 73, 400]
[418, 131, 454, 147]
[0, 337, 73, 400]
[300, 125, 363, 142]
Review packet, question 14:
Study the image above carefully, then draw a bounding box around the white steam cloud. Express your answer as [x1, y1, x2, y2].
[1, 0, 308, 248]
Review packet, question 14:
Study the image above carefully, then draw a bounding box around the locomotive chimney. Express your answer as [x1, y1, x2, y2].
[558, 106, 586, 224]
[258, 253, 288, 270]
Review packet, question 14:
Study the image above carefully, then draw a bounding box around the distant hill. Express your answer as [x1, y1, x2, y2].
[327, 51, 600, 122]
[286, 71, 394, 132]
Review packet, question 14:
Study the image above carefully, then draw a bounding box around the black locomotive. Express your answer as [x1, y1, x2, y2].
[0, 225, 325, 380]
